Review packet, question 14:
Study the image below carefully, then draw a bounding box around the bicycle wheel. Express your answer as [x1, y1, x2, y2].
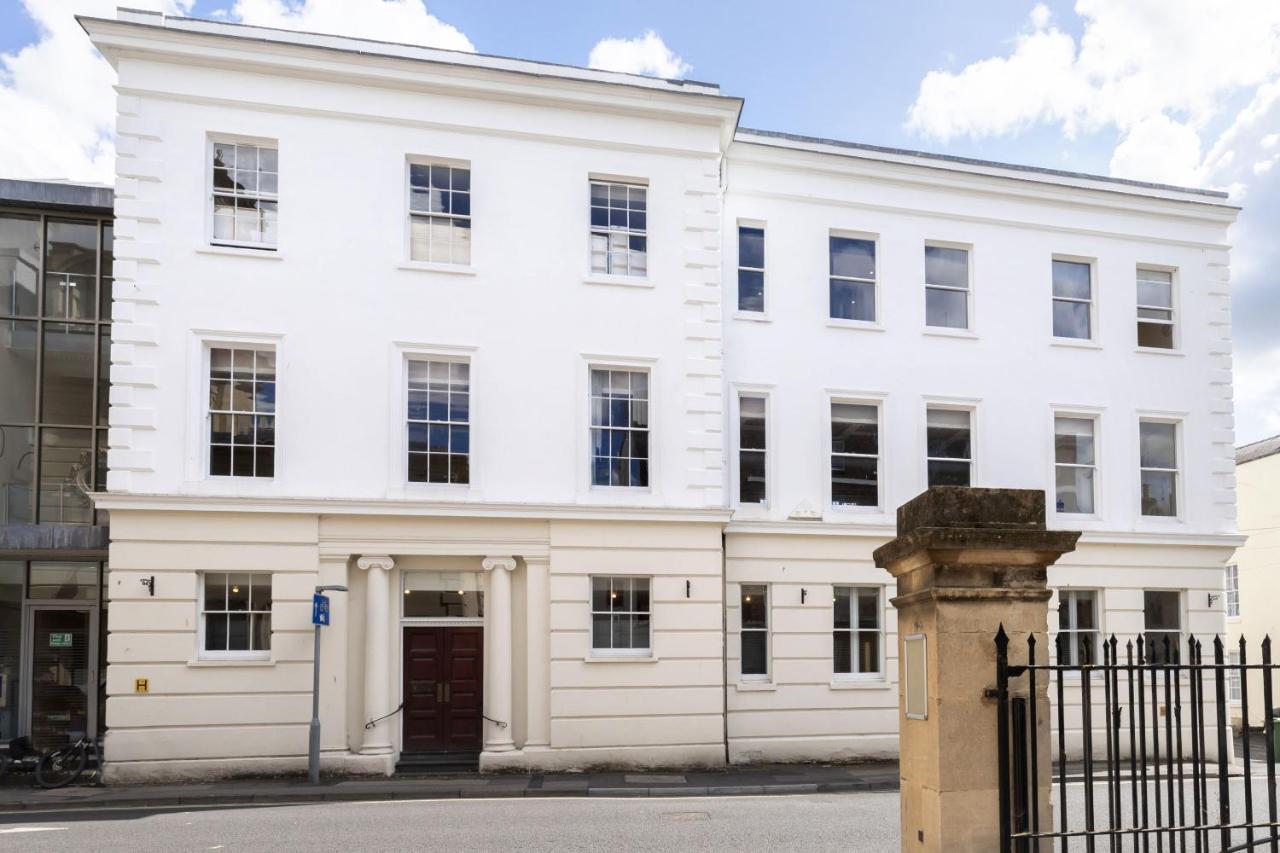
[36, 744, 87, 789]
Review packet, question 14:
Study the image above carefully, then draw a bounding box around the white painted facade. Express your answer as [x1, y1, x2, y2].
[84, 11, 1241, 781]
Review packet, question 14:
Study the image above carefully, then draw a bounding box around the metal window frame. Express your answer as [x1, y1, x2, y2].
[0, 209, 113, 526]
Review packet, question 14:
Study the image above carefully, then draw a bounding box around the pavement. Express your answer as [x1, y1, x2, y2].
[0, 761, 900, 815]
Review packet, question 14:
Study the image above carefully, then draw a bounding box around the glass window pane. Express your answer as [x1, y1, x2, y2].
[591, 576, 611, 612]
[928, 459, 971, 486]
[204, 572, 226, 611]
[857, 632, 880, 674]
[249, 573, 272, 612]
[1141, 470, 1177, 516]
[1137, 277, 1172, 308]
[1143, 591, 1180, 631]
[1053, 299, 1091, 339]
[741, 585, 767, 629]
[1138, 321, 1175, 349]
[1052, 260, 1091, 299]
[831, 455, 878, 507]
[1074, 592, 1096, 630]
[829, 236, 875, 279]
[0, 319, 38, 422]
[738, 227, 764, 269]
[226, 574, 250, 611]
[1054, 418, 1095, 465]
[205, 613, 228, 651]
[831, 404, 878, 454]
[0, 215, 40, 316]
[834, 588, 852, 630]
[740, 397, 766, 450]
[38, 427, 92, 524]
[227, 613, 250, 651]
[924, 246, 968, 288]
[41, 323, 96, 424]
[738, 270, 764, 312]
[1055, 466, 1095, 514]
[830, 279, 876, 322]
[926, 287, 968, 329]
[833, 631, 852, 674]
[45, 220, 96, 276]
[739, 449, 766, 504]
[856, 589, 879, 629]
[97, 331, 110, 426]
[1139, 421, 1177, 469]
[926, 409, 970, 459]
[28, 562, 97, 600]
[0, 426, 35, 524]
[741, 631, 768, 676]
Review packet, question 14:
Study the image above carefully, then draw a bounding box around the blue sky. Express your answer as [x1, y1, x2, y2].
[2, 0, 1278, 443]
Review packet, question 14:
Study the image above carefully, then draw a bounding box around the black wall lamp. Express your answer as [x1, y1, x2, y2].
[140, 575, 155, 597]
[686, 580, 691, 599]
[800, 588, 808, 604]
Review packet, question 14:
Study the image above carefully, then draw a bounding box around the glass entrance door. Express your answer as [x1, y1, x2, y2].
[29, 608, 92, 749]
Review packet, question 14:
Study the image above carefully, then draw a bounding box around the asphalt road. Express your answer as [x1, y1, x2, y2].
[0, 793, 902, 853]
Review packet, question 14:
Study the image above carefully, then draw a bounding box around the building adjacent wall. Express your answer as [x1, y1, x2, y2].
[1231, 449, 1280, 728]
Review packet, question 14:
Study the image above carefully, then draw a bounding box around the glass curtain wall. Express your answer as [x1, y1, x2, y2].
[0, 213, 112, 526]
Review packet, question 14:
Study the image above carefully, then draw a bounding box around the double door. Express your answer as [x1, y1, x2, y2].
[401, 626, 483, 756]
[24, 606, 97, 749]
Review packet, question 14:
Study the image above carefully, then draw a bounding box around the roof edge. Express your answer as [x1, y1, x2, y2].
[1236, 434, 1280, 465]
[0, 178, 114, 212]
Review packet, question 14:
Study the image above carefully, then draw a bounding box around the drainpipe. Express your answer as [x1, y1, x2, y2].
[721, 528, 729, 766]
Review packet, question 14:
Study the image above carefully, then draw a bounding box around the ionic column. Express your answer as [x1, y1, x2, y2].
[357, 555, 394, 755]
[482, 556, 516, 753]
[524, 555, 551, 750]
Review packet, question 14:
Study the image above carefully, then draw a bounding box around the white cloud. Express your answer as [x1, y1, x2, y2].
[230, 0, 474, 51]
[1108, 114, 1201, 186]
[587, 31, 690, 79]
[0, 1, 472, 184]
[1236, 346, 1280, 442]
[0, 0, 191, 184]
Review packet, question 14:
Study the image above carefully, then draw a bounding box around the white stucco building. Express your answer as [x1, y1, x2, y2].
[81, 10, 1242, 782]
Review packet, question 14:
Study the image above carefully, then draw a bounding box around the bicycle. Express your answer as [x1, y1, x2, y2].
[35, 736, 97, 789]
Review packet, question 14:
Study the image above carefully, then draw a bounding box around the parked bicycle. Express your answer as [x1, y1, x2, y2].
[36, 736, 98, 789]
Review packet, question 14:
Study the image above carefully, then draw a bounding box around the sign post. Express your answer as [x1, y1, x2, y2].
[309, 584, 347, 785]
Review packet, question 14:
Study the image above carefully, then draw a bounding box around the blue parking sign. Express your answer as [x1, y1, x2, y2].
[312, 593, 330, 626]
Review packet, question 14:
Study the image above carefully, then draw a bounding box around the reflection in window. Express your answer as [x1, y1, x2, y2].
[737, 226, 765, 312]
[738, 395, 766, 504]
[830, 236, 876, 322]
[0, 562, 21, 741]
[28, 561, 99, 600]
[0, 215, 40, 317]
[211, 141, 278, 248]
[208, 347, 276, 478]
[740, 584, 768, 678]
[926, 408, 972, 487]
[1137, 268, 1175, 349]
[1054, 416, 1096, 514]
[590, 576, 651, 654]
[1056, 589, 1099, 665]
[1139, 420, 1178, 517]
[406, 359, 470, 485]
[925, 246, 969, 329]
[39, 428, 93, 525]
[1052, 260, 1092, 339]
[831, 402, 879, 507]
[403, 571, 483, 618]
[409, 162, 471, 265]
[43, 220, 97, 321]
[589, 181, 647, 277]
[1143, 590, 1181, 664]
[590, 368, 649, 487]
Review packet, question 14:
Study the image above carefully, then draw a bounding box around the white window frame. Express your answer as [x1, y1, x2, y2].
[205, 342, 278, 480]
[1136, 265, 1178, 351]
[922, 400, 977, 489]
[1225, 564, 1240, 619]
[589, 575, 652, 658]
[197, 570, 272, 661]
[405, 156, 472, 267]
[1051, 255, 1097, 343]
[389, 343, 477, 493]
[739, 584, 770, 682]
[1228, 650, 1242, 706]
[923, 241, 972, 332]
[1137, 415, 1183, 520]
[1142, 589, 1184, 664]
[1055, 589, 1102, 667]
[735, 389, 770, 508]
[828, 230, 880, 328]
[833, 585, 884, 681]
[736, 221, 767, 316]
[1052, 409, 1102, 518]
[586, 360, 653, 491]
[827, 393, 885, 512]
[208, 136, 279, 251]
[405, 355, 472, 487]
[588, 176, 648, 279]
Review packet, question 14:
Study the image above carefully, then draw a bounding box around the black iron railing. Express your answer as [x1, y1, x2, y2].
[997, 626, 1280, 852]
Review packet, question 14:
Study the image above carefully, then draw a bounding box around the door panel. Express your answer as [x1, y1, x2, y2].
[402, 626, 484, 755]
[30, 609, 91, 750]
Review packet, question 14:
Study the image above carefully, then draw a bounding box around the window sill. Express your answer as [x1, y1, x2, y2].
[826, 319, 884, 332]
[198, 244, 282, 260]
[188, 657, 275, 667]
[1050, 338, 1102, 350]
[584, 274, 653, 289]
[736, 681, 777, 692]
[396, 261, 477, 276]
[923, 327, 978, 340]
[584, 654, 658, 663]
[1135, 346, 1184, 357]
[830, 678, 891, 690]
[733, 311, 772, 323]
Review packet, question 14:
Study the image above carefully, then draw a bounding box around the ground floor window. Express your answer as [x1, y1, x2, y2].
[834, 586, 881, 677]
[740, 584, 768, 679]
[1142, 589, 1182, 664]
[590, 576, 650, 656]
[200, 572, 272, 657]
[1056, 589, 1100, 665]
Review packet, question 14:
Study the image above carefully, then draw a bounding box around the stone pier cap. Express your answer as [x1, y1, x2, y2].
[873, 487, 1080, 601]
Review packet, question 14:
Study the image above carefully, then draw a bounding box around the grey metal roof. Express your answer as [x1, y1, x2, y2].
[1237, 434, 1280, 465]
[737, 128, 1233, 202]
[0, 179, 113, 212]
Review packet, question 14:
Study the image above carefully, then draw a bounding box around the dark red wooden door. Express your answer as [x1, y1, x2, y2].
[402, 627, 483, 754]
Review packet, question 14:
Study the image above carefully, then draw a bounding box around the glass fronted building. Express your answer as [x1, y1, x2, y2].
[0, 179, 113, 750]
